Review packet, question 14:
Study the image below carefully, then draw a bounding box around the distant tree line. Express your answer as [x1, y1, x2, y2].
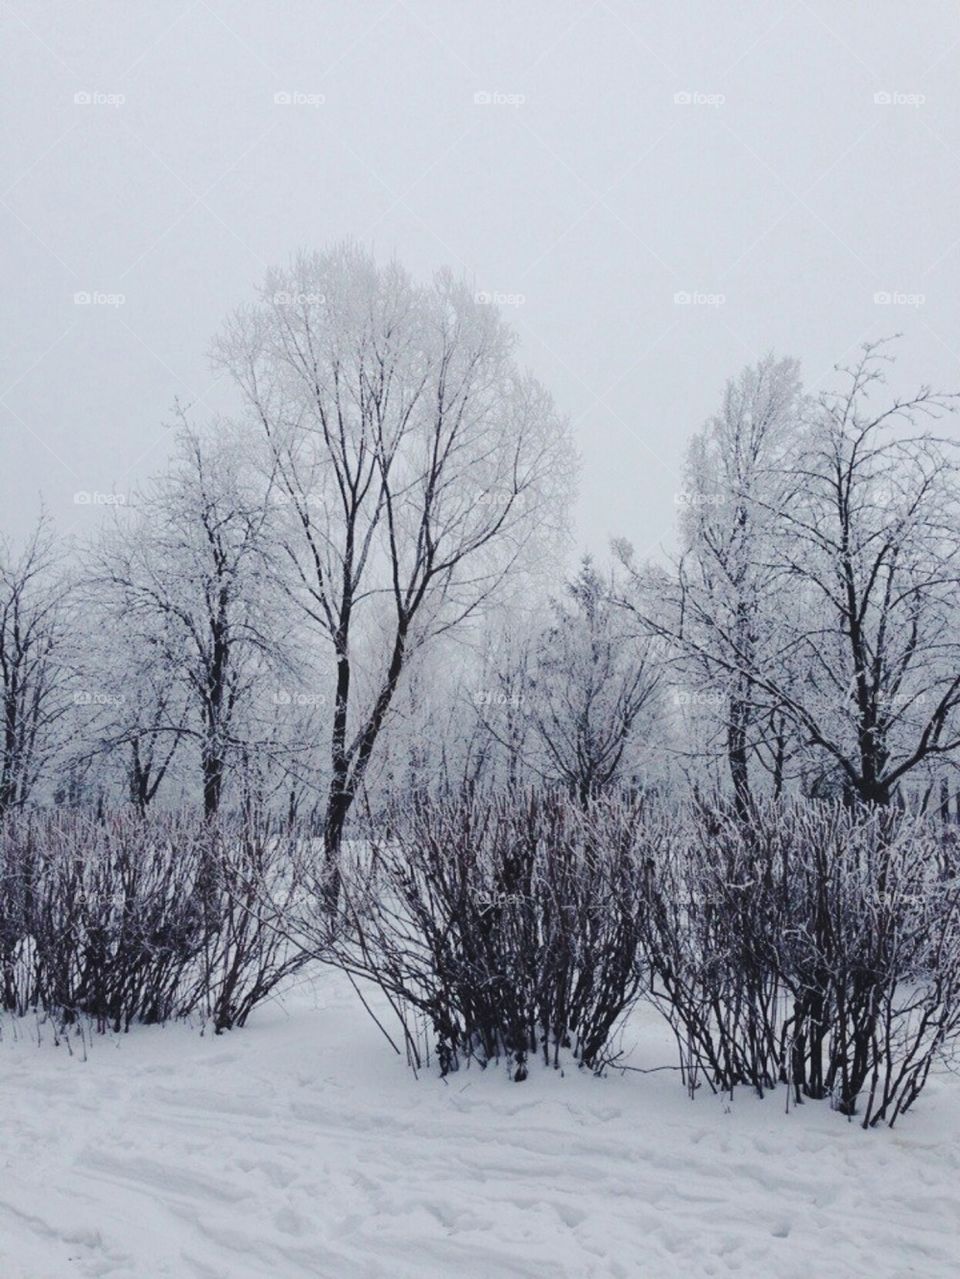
[3, 247, 960, 842]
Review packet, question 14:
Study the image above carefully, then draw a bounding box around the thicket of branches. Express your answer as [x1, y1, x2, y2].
[312, 792, 648, 1079]
[641, 799, 960, 1126]
[294, 792, 960, 1128]
[1, 792, 959, 1127]
[0, 810, 314, 1035]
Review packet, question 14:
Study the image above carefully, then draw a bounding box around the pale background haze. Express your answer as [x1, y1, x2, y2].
[3, 0, 959, 562]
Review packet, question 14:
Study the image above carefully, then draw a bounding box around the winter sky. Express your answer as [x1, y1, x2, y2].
[3, 1, 960, 561]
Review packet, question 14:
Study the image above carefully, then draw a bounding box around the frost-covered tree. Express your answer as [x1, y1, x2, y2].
[624, 342, 960, 806]
[677, 354, 804, 807]
[0, 516, 73, 812]
[213, 243, 573, 877]
[70, 604, 191, 812]
[764, 343, 960, 804]
[618, 354, 804, 809]
[481, 557, 661, 803]
[89, 429, 280, 816]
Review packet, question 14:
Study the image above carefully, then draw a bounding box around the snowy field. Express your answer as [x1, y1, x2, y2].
[2, 969, 959, 1279]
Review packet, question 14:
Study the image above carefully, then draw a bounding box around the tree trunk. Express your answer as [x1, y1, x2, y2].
[727, 694, 752, 819]
[203, 752, 223, 818]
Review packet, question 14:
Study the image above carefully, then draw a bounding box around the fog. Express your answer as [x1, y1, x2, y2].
[3, 1, 959, 560]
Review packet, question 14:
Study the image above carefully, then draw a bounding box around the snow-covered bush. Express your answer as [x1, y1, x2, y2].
[321, 791, 960, 1126]
[641, 801, 960, 1126]
[324, 791, 648, 1078]
[0, 811, 315, 1034]
[185, 815, 317, 1032]
[4, 794, 959, 1130]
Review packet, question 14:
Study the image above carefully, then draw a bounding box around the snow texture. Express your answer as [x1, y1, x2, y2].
[2, 969, 959, 1278]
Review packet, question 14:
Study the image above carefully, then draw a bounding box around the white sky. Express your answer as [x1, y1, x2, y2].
[3, 1, 960, 563]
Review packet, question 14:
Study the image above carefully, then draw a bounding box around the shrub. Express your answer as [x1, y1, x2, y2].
[639, 800, 960, 1126]
[322, 791, 648, 1079]
[320, 790, 960, 1127]
[0, 810, 316, 1035]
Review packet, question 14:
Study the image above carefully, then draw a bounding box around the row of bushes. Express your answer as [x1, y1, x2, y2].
[0, 811, 313, 1033]
[3, 796, 960, 1127]
[314, 794, 960, 1127]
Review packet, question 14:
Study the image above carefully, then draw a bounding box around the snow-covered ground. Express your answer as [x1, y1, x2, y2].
[2, 970, 959, 1279]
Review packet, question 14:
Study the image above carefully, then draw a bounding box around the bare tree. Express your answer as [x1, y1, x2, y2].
[620, 355, 803, 811]
[764, 343, 960, 803]
[622, 342, 960, 806]
[71, 612, 191, 812]
[89, 429, 279, 816]
[682, 355, 803, 809]
[213, 243, 573, 881]
[0, 516, 72, 813]
[485, 557, 661, 803]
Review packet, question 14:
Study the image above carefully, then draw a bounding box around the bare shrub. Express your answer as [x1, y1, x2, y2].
[186, 815, 316, 1031]
[640, 800, 960, 1126]
[320, 791, 648, 1079]
[4, 793, 959, 1129]
[0, 810, 316, 1034]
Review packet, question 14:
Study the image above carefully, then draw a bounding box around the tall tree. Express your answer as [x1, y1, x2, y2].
[679, 354, 803, 808]
[623, 342, 960, 806]
[619, 354, 803, 811]
[765, 343, 960, 804]
[213, 243, 573, 879]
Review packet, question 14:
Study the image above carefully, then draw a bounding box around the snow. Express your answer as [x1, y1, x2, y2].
[2, 971, 959, 1278]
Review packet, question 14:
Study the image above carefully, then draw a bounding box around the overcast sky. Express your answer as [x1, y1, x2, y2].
[3, 1, 960, 562]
